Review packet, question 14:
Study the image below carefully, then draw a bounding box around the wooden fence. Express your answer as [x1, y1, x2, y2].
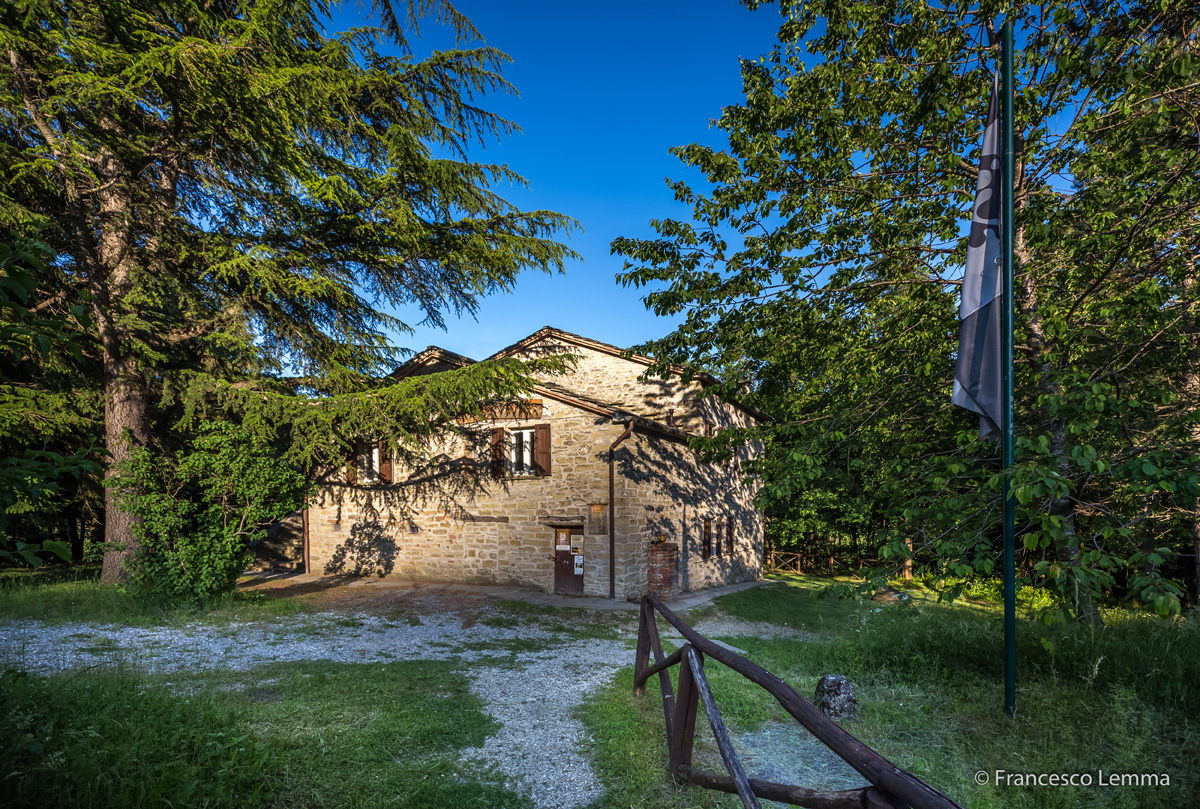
[765, 549, 880, 577]
[633, 593, 963, 809]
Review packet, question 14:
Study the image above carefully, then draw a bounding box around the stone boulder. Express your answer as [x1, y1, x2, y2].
[872, 585, 911, 604]
[814, 674, 857, 720]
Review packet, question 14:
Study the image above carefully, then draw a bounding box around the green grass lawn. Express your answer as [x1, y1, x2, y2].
[0, 659, 528, 809]
[578, 574, 1200, 809]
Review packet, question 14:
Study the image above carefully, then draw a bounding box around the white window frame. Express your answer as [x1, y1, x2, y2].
[510, 428, 536, 476]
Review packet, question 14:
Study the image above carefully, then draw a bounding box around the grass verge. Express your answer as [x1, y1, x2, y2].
[0, 565, 312, 626]
[580, 575, 1199, 809]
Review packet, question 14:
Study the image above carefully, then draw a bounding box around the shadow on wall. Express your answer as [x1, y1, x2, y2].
[324, 519, 398, 577]
[618, 436, 762, 589]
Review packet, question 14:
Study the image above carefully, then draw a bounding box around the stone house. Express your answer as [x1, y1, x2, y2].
[261, 327, 764, 600]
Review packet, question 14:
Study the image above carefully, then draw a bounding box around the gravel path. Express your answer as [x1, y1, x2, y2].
[0, 612, 567, 673]
[459, 640, 628, 809]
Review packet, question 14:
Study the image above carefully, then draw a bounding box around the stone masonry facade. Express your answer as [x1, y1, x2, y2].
[278, 327, 764, 600]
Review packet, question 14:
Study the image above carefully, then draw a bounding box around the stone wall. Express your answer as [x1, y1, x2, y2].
[304, 398, 630, 596]
[291, 336, 764, 598]
[617, 430, 763, 599]
[248, 510, 304, 572]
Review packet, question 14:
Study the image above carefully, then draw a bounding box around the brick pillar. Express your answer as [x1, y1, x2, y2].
[647, 542, 679, 600]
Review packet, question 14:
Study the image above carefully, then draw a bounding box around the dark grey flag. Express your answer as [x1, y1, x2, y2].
[953, 73, 1003, 438]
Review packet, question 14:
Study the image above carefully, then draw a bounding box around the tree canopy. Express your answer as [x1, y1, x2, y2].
[1, 0, 576, 584]
[614, 0, 1200, 620]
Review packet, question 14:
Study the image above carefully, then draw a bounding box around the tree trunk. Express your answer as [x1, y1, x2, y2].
[1193, 518, 1200, 606]
[98, 353, 149, 584]
[92, 128, 147, 586]
[66, 509, 83, 563]
[1014, 208, 1103, 625]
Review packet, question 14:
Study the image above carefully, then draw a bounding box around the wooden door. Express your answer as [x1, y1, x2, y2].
[553, 527, 584, 596]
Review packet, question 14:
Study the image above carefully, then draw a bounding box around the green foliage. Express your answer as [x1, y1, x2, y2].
[718, 577, 1200, 712]
[115, 421, 311, 604]
[0, 0, 577, 583]
[613, 1, 1200, 618]
[0, 564, 312, 625]
[0, 232, 101, 562]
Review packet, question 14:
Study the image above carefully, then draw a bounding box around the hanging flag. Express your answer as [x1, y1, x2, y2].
[953, 72, 1003, 438]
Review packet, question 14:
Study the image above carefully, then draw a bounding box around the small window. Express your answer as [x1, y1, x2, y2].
[352, 439, 392, 484]
[511, 427, 536, 475]
[489, 424, 551, 479]
[702, 518, 712, 560]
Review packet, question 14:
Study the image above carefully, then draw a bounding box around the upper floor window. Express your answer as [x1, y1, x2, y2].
[490, 424, 551, 479]
[511, 428, 536, 476]
[348, 439, 392, 485]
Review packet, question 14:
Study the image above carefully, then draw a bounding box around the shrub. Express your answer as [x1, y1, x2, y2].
[115, 421, 310, 604]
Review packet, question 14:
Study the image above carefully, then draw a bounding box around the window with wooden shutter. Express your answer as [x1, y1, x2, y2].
[378, 439, 392, 483]
[714, 517, 723, 556]
[534, 423, 551, 476]
[725, 517, 734, 555]
[702, 518, 712, 560]
[489, 428, 504, 479]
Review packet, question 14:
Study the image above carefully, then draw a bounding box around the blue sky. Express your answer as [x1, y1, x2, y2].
[329, 1, 785, 361]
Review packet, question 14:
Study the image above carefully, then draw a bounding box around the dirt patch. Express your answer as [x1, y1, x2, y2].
[240, 575, 496, 619]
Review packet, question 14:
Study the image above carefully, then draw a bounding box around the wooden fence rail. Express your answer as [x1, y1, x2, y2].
[633, 593, 964, 809]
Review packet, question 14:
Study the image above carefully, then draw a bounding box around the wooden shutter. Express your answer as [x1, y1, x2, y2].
[489, 428, 504, 479]
[726, 517, 734, 555]
[534, 423, 551, 476]
[378, 439, 392, 483]
[346, 442, 357, 485]
[702, 518, 712, 560]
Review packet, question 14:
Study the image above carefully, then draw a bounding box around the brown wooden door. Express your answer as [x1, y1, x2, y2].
[553, 527, 584, 596]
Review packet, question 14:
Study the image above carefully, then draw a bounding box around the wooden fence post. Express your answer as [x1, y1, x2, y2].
[633, 600, 651, 696]
[669, 644, 700, 772]
[683, 646, 761, 809]
[643, 597, 676, 743]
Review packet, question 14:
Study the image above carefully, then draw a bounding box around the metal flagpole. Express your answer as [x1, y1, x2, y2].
[1001, 18, 1017, 718]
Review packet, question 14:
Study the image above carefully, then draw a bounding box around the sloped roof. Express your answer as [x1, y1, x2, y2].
[387, 326, 769, 428]
[389, 346, 475, 380]
[489, 326, 770, 423]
